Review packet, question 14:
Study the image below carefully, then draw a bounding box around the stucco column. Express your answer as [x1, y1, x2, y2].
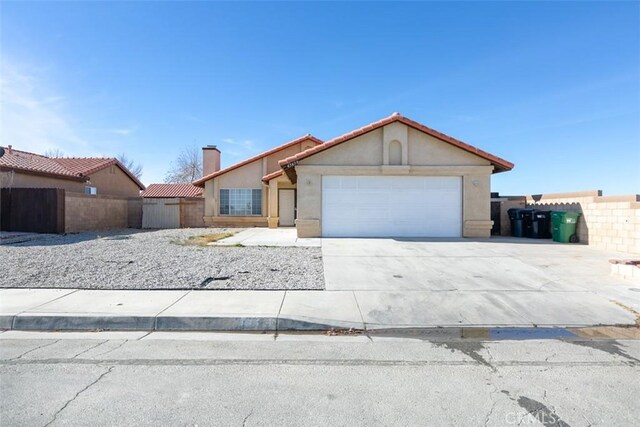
[267, 181, 279, 228]
[203, 180, 216, 226]
[294, 170, 322, 237]
[462, 174, 493, 237]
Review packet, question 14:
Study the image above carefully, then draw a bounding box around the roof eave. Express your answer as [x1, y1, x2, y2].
[193, 134, 323, 186]
[0, 166, 88, 182]
[278, 113, 514, 173]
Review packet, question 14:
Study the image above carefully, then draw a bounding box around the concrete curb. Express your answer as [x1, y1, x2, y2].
[2, 314, 637, 337]
[12, 315, 156, 331]
[2, 315, 356, 332]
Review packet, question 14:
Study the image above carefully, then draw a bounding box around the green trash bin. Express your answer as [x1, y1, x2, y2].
[550, 211, 581, 243]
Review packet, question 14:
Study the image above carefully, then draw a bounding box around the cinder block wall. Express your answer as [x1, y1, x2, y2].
[525, 190, 640, 254]
[65, 193, 143, 233]
[496, 196, 526, 236]
[127, 198, 143, 228]
[181, 198, 205, 228]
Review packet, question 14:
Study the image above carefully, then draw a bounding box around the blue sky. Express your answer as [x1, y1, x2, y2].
[1, 1, 638, 195]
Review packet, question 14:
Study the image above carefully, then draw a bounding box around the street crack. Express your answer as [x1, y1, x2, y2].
[44, 366, 113, 426]
[71, 340, 108, 359]
[242, 410, 253, 426]
[10, 340, 60, 360]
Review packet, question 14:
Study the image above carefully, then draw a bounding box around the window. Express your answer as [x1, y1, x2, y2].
[220, 189, 262, 216]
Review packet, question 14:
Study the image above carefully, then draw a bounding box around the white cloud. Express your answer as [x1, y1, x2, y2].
[0, 57, 136, 155]
[220, 137, 258, 159]
[0, 57, 88, 154]
[108, 127, 136, 136]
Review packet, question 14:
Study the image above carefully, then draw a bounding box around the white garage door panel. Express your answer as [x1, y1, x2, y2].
[322, 176, 461, 237]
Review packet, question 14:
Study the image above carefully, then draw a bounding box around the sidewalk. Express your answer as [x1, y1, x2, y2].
[1, 287, 637, 332]
[211, 228, 321, 247]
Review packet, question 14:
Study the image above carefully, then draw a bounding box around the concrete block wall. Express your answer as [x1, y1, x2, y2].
[65, 193, 143, 233]
[181, 198, 205, 228]
[525, 191, 640, 254]
[496, 196, 526, 236]
[127, 198, 143, 228]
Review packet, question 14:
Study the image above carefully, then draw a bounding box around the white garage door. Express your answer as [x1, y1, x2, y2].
[322, 176, 462, 237]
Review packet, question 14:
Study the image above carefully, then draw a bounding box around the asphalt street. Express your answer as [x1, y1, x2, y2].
[1, 331, 639, 426]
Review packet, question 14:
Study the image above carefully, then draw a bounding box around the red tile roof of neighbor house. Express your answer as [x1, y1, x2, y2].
[0, 147, 83, 180]
[278, 113, 515, 173]
[141, 183, 203, 198]
[192, 134, 323, 186]
[0, 146, 146, 189]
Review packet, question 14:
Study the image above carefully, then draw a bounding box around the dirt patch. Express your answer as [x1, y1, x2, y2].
[172, 232, 236, 247]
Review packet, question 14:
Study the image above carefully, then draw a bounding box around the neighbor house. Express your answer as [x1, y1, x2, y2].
[194, 113, 513, 238]
[0, 146, 145, 196]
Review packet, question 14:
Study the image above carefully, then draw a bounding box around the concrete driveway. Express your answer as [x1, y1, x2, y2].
[322, 237, 640, 328]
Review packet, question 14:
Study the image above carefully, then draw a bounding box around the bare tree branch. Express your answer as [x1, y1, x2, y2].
[117, 153, 143, 179]
[44, 148, 65, 158]
[164, 146, 202, 183]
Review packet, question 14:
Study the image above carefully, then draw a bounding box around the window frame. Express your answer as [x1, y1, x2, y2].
[219, 188, 262, 216]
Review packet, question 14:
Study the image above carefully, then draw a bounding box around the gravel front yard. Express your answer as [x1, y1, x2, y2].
[0, 228, 324, 290]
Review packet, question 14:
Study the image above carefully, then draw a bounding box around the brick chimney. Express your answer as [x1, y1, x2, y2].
[202, 145, 221, 177]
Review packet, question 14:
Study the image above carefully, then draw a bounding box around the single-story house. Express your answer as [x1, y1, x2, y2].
[194, 113, 513, 238]
[0, 146, 145, 196]
[141, 183, 204, 229]
[193, 138, 322, 227]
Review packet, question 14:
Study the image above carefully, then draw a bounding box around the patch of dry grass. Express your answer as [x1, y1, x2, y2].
[173, 232, 235, 247]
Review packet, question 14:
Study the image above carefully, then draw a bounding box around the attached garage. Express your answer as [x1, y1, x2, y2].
[278, 113, 514, 239]
[322, 176, 462, 237]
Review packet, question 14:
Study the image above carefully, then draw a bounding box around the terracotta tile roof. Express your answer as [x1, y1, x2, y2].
[53, 157, 117, 176]
[261, 170, 284, 183]
[141, 183, 203, 198]
[193, 134, 323, 186]
[0, 146, 146, 189]
[54, 157, 145, 190]
[279, 113, 514, 173]
[0, 147, 83, 180]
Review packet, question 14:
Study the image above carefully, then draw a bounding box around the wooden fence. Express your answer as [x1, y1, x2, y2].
[0, 188, 65, 233]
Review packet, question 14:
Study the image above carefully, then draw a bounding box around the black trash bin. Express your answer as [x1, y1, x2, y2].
[531, 210, 552, 239]
[520, 209, 537, 238]
[507, 208, 524, 237]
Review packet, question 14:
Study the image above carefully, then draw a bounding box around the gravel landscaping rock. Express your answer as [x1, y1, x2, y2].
[0, 228, 324, 290]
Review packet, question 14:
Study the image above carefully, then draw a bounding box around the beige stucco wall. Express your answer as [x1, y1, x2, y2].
[295, 122, 496, 238]
[0, 170, 85, 192]
[205, 159, 267, 224]
[202, 138, 315, 227]
[88, 166, 141, 197]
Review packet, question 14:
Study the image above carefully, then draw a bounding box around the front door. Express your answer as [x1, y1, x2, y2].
[279, 189, 296, 227]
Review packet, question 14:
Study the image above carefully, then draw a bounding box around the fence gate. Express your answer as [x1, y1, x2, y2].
[142, 198, 180, 229]
[0, 188, 65, 234]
